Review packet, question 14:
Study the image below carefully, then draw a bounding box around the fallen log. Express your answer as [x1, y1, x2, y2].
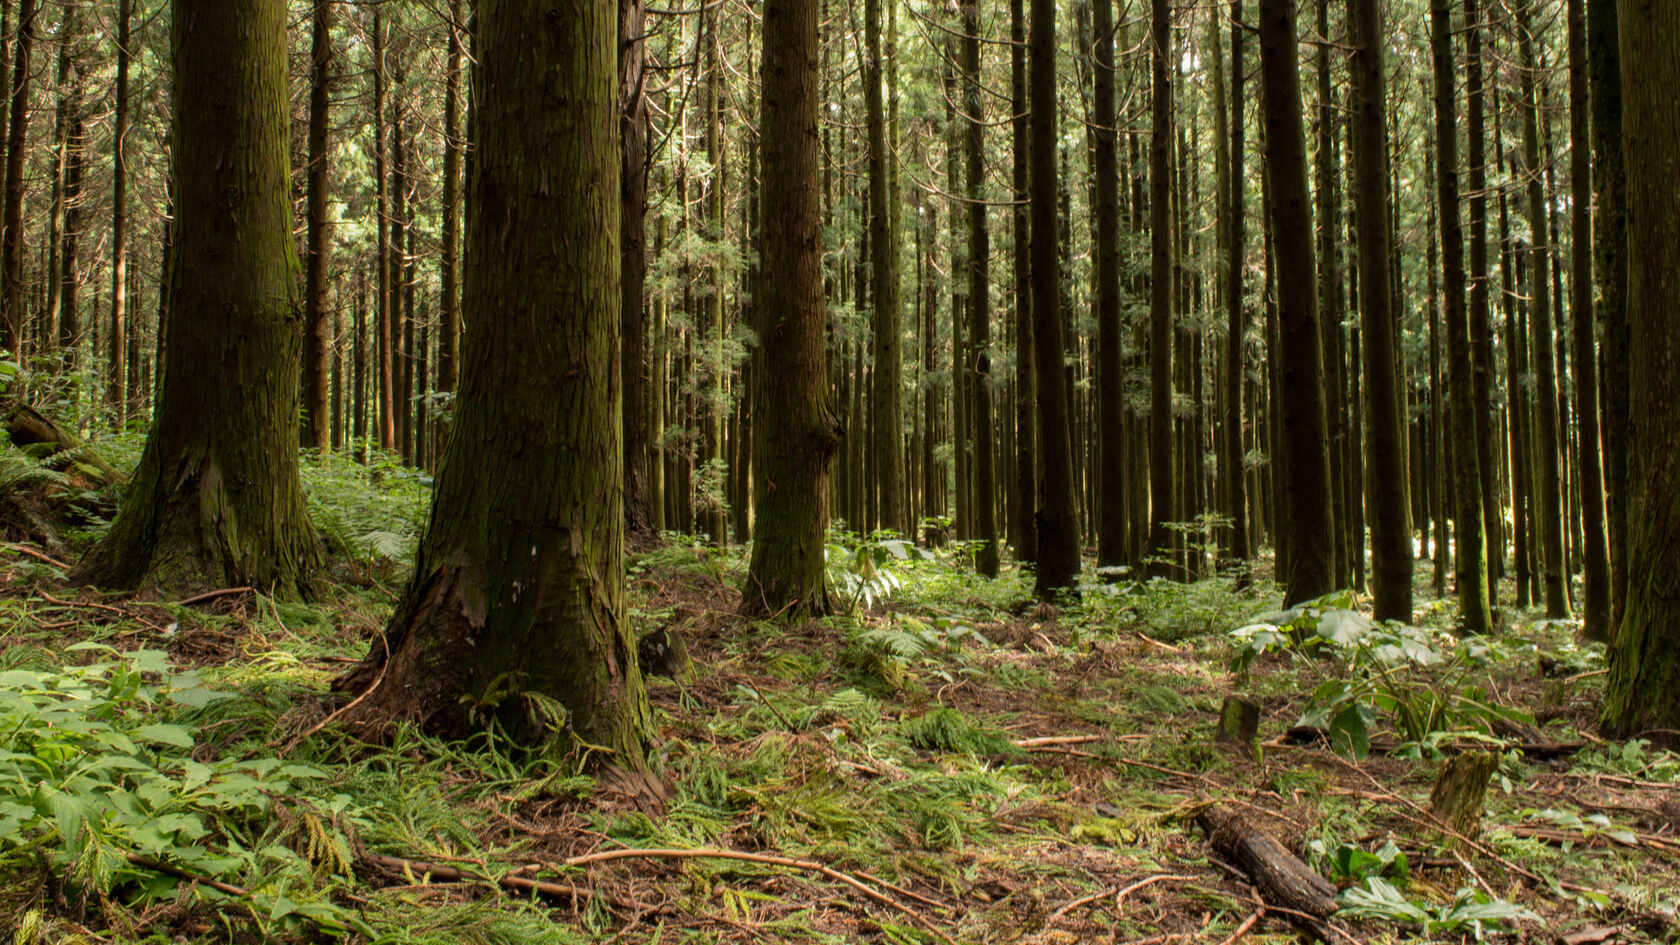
[1196, 805, 1338, 938]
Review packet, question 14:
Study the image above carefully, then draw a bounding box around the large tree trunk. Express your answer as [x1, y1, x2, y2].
[961, 0, 998, 578]
[1258, 0, 1333, 606]
[1430, 0, 1493, 633]
[864, 0, 904, 535]
[302, 0, 333, 451]
[1030, 0, 1079, 596]
[742, 0, 840, 617]
[1346, 0, 1410, 622]
[1517, 4, 1570, 619]
[1600, 0, 1680, 736]
[71, 0, 320, 599]
[339, 0, 650, 772]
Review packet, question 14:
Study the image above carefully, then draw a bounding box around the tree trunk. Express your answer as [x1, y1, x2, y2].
[1517, 5, 1570, 619]
[1430, 0, 1494, 633]
[439, 0, 463, 440]
[107, 0, 128, 418]
[864, 0, 904, 535]
[1093, 0, 1123, 572]
[1258, 0, 1333, 607]
[1589, 0, 1627, 636]
[1145, 0, 1175, 579]
[1224, 0, 1250, 575]
[1600, 0, 1680, 737]
[1030, 0, 1079, 595]
[371, 10, 395, 452]
[0, 0, 34, 357]
[1346, 0, 1410, 621]
[1465, 0, 1502, 594]
[339, 0, 651, 772]
[1566, 0, 1610, 641]
[71, 0, 321, 599]
[620, 0, 651, 536]
[959, 0, 998, 577]
[1011, 0, 1036, 565]
[743, 0, 841, 617]
[302, 0, 333, 451]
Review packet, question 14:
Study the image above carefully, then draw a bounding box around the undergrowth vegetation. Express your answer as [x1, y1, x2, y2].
[0, 451, 1674, 944]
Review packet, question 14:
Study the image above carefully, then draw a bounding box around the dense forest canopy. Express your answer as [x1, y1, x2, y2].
[0, 0, 1675, 941]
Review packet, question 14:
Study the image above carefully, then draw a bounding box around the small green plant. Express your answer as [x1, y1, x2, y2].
[1337, 878, 1538, 939]
[1308, 838, 1410, 885]
[1230, 592, 1533, 758]
[825, 528, 931, 611]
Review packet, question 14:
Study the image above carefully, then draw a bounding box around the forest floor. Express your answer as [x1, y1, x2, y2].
[0, 445, 1676, 945]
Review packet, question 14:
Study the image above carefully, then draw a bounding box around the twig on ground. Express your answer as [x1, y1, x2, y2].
[4, 542, 68, 570]
[174, 586, 255, 608]
[1047, 873, 1198, 923]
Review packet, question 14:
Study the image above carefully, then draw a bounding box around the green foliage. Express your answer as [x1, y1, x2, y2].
[824, 528, 931, 612]
[0, 646, 369, 937]
[300, 450, 431, 579]
[1337, 878, 1539, 939]
[1308, 838, 1410, 885]
[900, 708, 1017, 757]
[1230, 592, 1534, 758]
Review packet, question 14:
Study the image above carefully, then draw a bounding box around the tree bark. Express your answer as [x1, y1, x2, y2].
[71, 0, 321, 599]
[1465, 0, 1502, 594]
[620, 0, 651, 537]
[1600, 0, 1680, 737]
[1258, 0, 1333, 607]
[1093, 0, 1123, 572]
[1010, 0, 1036, 565]
[1223, 0, 1249, 575]
[339, 0, 651, 772]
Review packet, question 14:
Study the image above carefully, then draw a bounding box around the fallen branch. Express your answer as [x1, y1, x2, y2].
[1196, 805, 1337, 938]
[36, 589, 166, 633]
[1013, 734, 1105, 748]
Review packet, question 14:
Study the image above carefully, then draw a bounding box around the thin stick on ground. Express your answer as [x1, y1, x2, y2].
[363, 846, 959, 945]
[1046, 872, 1197, 923]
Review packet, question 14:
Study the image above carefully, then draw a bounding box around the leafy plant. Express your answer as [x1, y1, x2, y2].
[1308, 838, 1410, 885]
[1337, 878, 1538, 940]
[825, 528, 931, 611]
[1230, 592, 1534, 758]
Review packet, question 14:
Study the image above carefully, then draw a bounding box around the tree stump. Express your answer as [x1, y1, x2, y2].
[1428, 750, 1498, 841]
[1216, 696, 1261, 746]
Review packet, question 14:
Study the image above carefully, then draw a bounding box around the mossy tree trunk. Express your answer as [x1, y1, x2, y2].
[742, 0, 839, 617]
[71, 0, 320, 599]
[338, 0, 650, 771]
[1601, 0, 1680, 737]
[1258, 0, 1334, 607]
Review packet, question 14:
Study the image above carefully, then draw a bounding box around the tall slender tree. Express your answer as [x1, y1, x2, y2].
[302, 0, 334, 451]
[1010, 0, 1036, 564]
[960, 0, 998, 576]
[1030, 0, 1079, 594]
[622, 0, 652, 535]
[1589, 0, 1627, 634]
[1430, 0, 1494, 633]
[1094, 0, 1124, 572]
[1145, 0, 1175, 578]
[864, 0, 905, 534]
[0, 0, 34, 356]
[1258, 0, 1333, 606]
[743, 0, 841, 615]
[1346, 0, 1410, 621]
[1223, 0, 1249, 574]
